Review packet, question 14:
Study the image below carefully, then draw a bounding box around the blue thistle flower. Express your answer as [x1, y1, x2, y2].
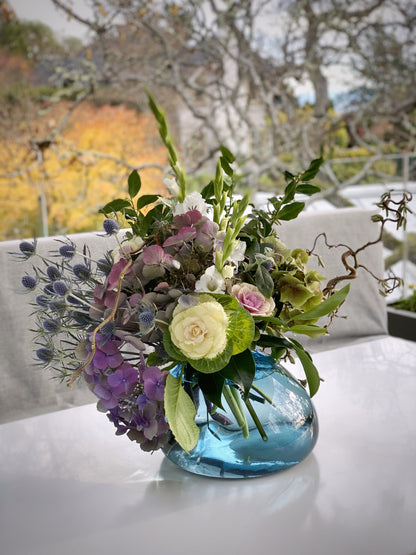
[59, 244, 76, 259]
[19, 241, 36, 258]
[72, 264, 91, 281]
[22, 275, 37, 290]
[46, 266, 61, 281]
[42, 319, 60, 333]
[103, 218, 119, 236]
[43, 283, 55, 296]
[35, 294, 49, 307]
[66, 294, 82, 306]
[97, 258, 112, 275]
[36, 348, 54, 363]
[49, 299, 66, 313]
[71, 311, 91, 325]
[53, 280, 68, 296]
[137, 302, 157, 334]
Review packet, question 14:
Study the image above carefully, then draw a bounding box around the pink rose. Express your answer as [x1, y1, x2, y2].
[231, 283, 275, 316]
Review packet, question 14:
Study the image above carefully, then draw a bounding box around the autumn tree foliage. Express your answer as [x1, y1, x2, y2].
[0, 100, 167, 240]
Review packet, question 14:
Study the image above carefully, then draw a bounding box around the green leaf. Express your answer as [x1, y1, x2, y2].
[210, 293, 240, 310]
[124, 208, 138, 219]
[227, 306, 255, 355]
[253, 315, 285, 326]
[220, 145, 236, 163]
[201, 180, 215, 200]
[164, 372, 199, 453]
[256, 334, 292, 350]
[283, 170, 295, 182]
[128, 170, 141, 198]
[300, 157, 324, 182]
[101, 198, 131, 214]
[136, 194, 159, 211]
[289, 324, 328, 338]
[220, 157, 234, 177]
[292, 284, 350, 322]
[289, 340, 320, 397]
[163, 329, 188, 363]
[269, 196, 281, 210]
[255, 264, 274, 298]
[198, 372, 225, 409]
[296, 184, 321, 195]
[277, 201, 305, 221]
[220, 350, 255, 400]
[282, 180, 297, 204]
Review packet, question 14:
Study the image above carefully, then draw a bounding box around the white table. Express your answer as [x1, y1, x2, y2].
[1, 335, 415, 555]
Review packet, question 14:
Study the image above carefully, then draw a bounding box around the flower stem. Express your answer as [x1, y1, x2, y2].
[250, 384, 276, 407]
[244, 398, 268, 441]
[223, 385, 249, 438]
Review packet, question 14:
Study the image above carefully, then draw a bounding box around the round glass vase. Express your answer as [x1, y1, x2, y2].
[163, 350, 318, 479]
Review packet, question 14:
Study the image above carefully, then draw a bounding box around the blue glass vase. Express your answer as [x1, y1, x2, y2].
[163, 351, 318, 479]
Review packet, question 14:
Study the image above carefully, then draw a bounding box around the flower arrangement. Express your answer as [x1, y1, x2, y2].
[15, 96, 407, 456]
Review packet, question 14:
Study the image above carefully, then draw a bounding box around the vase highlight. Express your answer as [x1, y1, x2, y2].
[163, 351, 318, 479]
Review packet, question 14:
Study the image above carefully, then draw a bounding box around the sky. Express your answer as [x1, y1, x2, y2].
[8, 0, 92, 40]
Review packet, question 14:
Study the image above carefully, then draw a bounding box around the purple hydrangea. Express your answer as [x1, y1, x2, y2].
[142, 366, 166, 402]
[107, 364, 138, 395]
[93, 383, 119, 410]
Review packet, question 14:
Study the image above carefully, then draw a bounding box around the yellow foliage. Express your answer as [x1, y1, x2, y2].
[0, 102, 167, 240]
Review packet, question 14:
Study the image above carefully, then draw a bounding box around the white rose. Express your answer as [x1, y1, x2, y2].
[169, 298, 228, 360]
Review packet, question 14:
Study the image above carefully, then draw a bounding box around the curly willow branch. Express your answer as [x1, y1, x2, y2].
[308, 191, 412, 297]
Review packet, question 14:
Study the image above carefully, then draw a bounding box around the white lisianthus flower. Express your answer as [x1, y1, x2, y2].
[169, 298, 228, 360]
[173, 192, 209, 216]
[112, 236, 145, 263]
[195, 265, 226, 293]
[163, 176, 180, 197]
